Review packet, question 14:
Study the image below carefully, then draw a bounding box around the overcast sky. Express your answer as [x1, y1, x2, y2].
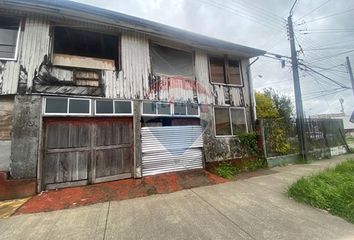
[73, 0, 354, 116]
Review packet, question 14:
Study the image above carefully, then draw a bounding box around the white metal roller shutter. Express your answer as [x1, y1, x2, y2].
[141, 125, 204, 176]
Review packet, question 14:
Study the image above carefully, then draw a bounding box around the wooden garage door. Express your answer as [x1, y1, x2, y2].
[43, 118, 133, 190]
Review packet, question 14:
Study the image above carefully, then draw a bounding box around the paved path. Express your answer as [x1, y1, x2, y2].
[1, 154, 353, 240]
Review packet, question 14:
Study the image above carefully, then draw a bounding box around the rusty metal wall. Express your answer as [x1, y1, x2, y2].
[141, 125, 203, 176]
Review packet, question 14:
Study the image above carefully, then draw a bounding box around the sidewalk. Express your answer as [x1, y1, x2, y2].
[1, 154, 353, 240]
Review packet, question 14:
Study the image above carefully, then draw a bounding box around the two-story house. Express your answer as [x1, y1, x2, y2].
[0, 0, 265, 193]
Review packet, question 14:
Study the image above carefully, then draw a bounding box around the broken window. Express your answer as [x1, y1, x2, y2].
[209, 57, 242, 86]
[0, 16, 21, 60]
[214, 107, 247, 136]
[150, 44, 194, 78]
[53, 27, 118, 70]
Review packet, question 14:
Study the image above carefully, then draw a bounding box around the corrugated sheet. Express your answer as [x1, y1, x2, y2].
[141, 126, 203, 176]
[0, 16, 50, 94]
[20, 16, 50, 90]
[104, 30, 150, 99]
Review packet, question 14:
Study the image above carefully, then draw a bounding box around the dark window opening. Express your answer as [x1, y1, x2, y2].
[0, 16, 20, 59]
[209, 57, 225, 84]
[53, 27, 118, 62]
[174, 103, 187, 115]
[214, 107, 247, 136]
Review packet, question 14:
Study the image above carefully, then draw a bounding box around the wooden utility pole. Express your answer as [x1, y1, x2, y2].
[346, 56, 354, 96]
[288, 0, 307, 160]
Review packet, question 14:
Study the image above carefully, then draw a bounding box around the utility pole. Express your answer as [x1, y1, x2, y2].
[346, 56, 354, 96]
[288, 0, 307, 160]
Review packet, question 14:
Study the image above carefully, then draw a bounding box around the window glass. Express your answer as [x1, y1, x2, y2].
[53, 27, 118, 60]
[209, 57, 225, 84]
[187, 103, 199, 116]
[151, 44, 193, 77]
[96, 100, 113, 114]
[115, 101, 132, 114]
[143, 102, 156, 115]
[228, 60, 242, 85]
[69, 99, 90, 114]
[174, 103, 187, 115]
[230, 108, 247, 135]
[0, 16, 20, 59]
[157, 103, 171, 115]
[45, 98, 68, 114]
[214, 108, 231, 135]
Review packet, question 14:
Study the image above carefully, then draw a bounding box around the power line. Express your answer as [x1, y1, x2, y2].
[295, 0, 332, 22]
[300, 8, 354, 24]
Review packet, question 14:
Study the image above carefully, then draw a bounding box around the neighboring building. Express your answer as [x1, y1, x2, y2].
[311, 113, 354, 136]
[0, 0, 265, 192]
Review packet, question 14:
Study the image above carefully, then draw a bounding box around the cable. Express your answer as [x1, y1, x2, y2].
[295, 0, 332, 22]
[300, 8, 354, 24]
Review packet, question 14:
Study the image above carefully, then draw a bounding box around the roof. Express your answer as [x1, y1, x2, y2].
[0, 0, 266, 58]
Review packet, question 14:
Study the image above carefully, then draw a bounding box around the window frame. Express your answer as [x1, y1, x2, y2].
[0, 17, 22, 61]
[94, 99, 133, 116]
[149, 41, 196, 79]
[208, 56, 243, 87]
[141, 101, 200, 117]
[213, 106, 248, 137]
[43, 97, 92, 116]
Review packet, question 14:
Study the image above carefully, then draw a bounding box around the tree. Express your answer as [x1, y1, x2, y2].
[255, 89, 294, 156]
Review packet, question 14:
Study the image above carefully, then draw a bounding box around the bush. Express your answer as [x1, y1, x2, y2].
[215, 163, 238, 179]
[239, 132, 258, 156]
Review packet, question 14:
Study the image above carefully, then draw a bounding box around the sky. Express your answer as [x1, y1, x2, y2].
[73, 0, 354, 116]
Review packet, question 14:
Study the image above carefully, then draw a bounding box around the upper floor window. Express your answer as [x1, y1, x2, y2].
[150, 43, 194, 78]
[209, 57, 242, 86]
[0, 16, 21, 60]
[52, 27, 119, 70]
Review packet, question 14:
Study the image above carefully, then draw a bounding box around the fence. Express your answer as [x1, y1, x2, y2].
[263, 117, 347, 159]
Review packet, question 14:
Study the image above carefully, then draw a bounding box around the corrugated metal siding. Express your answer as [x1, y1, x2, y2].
[0, 61, 20, 94]
[0, 16, 50, 95]
[141, 126, 203, 176]
[104, 30, 150, 99]
[20, 17, 50, 90]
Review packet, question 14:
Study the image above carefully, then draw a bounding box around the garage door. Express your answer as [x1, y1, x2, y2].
[141, 125, 203, 176]
[43, 118, 133, 189]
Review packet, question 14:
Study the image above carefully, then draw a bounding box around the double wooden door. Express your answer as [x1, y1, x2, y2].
[42, 117, 133, 190]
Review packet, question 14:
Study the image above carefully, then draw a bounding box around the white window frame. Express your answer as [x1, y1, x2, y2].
[43, 97, 92, 116]
[213, 106, 248, 137]
[95, 100, 133, 116]
[0, 18, 22, 61]
[141, 101, 200, 117]
[209, 57, 243, 87]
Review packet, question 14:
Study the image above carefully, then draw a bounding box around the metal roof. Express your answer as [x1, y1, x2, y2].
[0, 0, 266, 58]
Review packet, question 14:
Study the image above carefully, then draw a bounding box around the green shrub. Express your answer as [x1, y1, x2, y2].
[239, 132, 258, 156]
[215, 163, 239, 179]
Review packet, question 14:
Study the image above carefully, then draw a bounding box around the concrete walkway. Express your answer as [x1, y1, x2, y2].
[1, 155, 353, 240]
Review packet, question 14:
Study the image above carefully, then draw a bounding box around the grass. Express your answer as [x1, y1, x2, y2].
[215, 159, 266, 179]
[288, 159, 354, 223]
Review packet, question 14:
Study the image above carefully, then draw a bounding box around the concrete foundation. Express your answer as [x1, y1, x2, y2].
[0, 141, 11, 171]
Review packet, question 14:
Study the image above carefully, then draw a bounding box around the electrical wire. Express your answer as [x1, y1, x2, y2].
[295, 0, 332, 22]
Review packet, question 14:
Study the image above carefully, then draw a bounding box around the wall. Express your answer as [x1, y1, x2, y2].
[0, 96, 14, 171]
[10, 95, 42, 179]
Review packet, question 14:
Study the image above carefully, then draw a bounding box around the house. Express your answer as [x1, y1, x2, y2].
[0, 0, 265, 194]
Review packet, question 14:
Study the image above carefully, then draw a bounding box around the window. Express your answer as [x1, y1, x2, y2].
[53, 27, 118, 70]
[0, 16, 21, 60]
[209, 57, 242, 86]
[44, 97, 91, 115]
[174, 103, 187, 116]
[141, 101, 199, 117]
[150, 44, 193, 77]
[214, 107, 247, 136]
[95, 100, 132, 115]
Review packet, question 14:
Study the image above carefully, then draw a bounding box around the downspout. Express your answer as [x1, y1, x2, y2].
[246, 57, 259, 131]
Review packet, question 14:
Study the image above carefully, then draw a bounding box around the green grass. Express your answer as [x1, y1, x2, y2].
[288, 159, 354, 223]
[215, 159, 266, 179]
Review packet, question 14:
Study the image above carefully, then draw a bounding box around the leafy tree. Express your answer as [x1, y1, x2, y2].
[256, 89, 294, 156]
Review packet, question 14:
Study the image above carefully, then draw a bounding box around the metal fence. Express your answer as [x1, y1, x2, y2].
[263, 118, 347, 158]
